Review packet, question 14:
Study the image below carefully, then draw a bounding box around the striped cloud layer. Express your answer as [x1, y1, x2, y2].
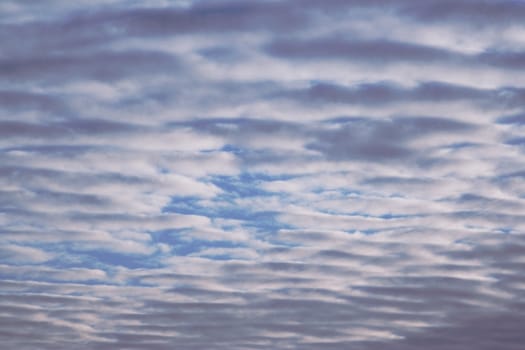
[1, 0, 525, 349]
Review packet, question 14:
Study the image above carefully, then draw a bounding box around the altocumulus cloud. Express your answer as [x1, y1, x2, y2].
[1, 0, 525, 349]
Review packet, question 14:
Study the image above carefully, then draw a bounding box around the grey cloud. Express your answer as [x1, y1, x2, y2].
[2, 229, 525, 350]
[354, 310, 525, 350]
[2, 145, 101, 156]
[497, 112, 525, 125]
[198, 46, 245, 63]
[499, 170, 525, 179]
[115, 247, 525, 348]
[293, 0, 525, 33]
[444, 234, 525, 263]
[479, 50, 525, 70]
[113, 297, 369, 348]
[101, 1, 306, 35]
[0, 118, 137, 139]
[0, 0, 309, 58]
[362, 175, 433, 186]
[452, 193, 524, 214]
[281, 81, 496, 106]
[0, 50, 181, 83]
[494, 172, 525, 199]
[505, 137, 525, 147]
[0, 121, 65, 139]
[400, 0, 525, 26]
[175, 117, 299, 138]
[266, 38, 461, 63]
[266, 36, 525, 72]
[0, 90, 68, 115]
[177, 115, 475, 164]
[0, 290, 117, 350]
[307, 116, 474, 161]
[0, 188, 111, 210]
[0, 165, 145, 188]
[346, 236, 525, 350]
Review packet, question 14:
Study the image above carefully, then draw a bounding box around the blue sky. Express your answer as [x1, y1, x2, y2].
[1, 0, 525, 349]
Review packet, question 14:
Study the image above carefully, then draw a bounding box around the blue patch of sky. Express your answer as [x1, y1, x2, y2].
[497, 227, 512, 234]
[73, 249, 162, 269]
[379, 213, 426, 219]
[310, 207, 421, 220]
[310, 187, 362, 196]
[0, 246, 139, 285]
[505, 137, 525, 146]
[163, 197, 290, 233]
[151, 229, 245, 253]
[210, 172, 297, 197]
[164, 172, 296, 230]
[220, 144, 244, 154]
[442, 142, 480, 150]
[210, 175, 274, 198]
[196, 253, 245, 261]
[41, 242, 163, 270]
[346, 228, 380, 235]
[160, 172, 308, 253]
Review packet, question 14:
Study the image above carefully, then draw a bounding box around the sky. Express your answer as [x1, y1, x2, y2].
[1, 0, 525, 349]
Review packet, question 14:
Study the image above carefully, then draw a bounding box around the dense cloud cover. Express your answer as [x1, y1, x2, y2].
[1, 0, 525, 349]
